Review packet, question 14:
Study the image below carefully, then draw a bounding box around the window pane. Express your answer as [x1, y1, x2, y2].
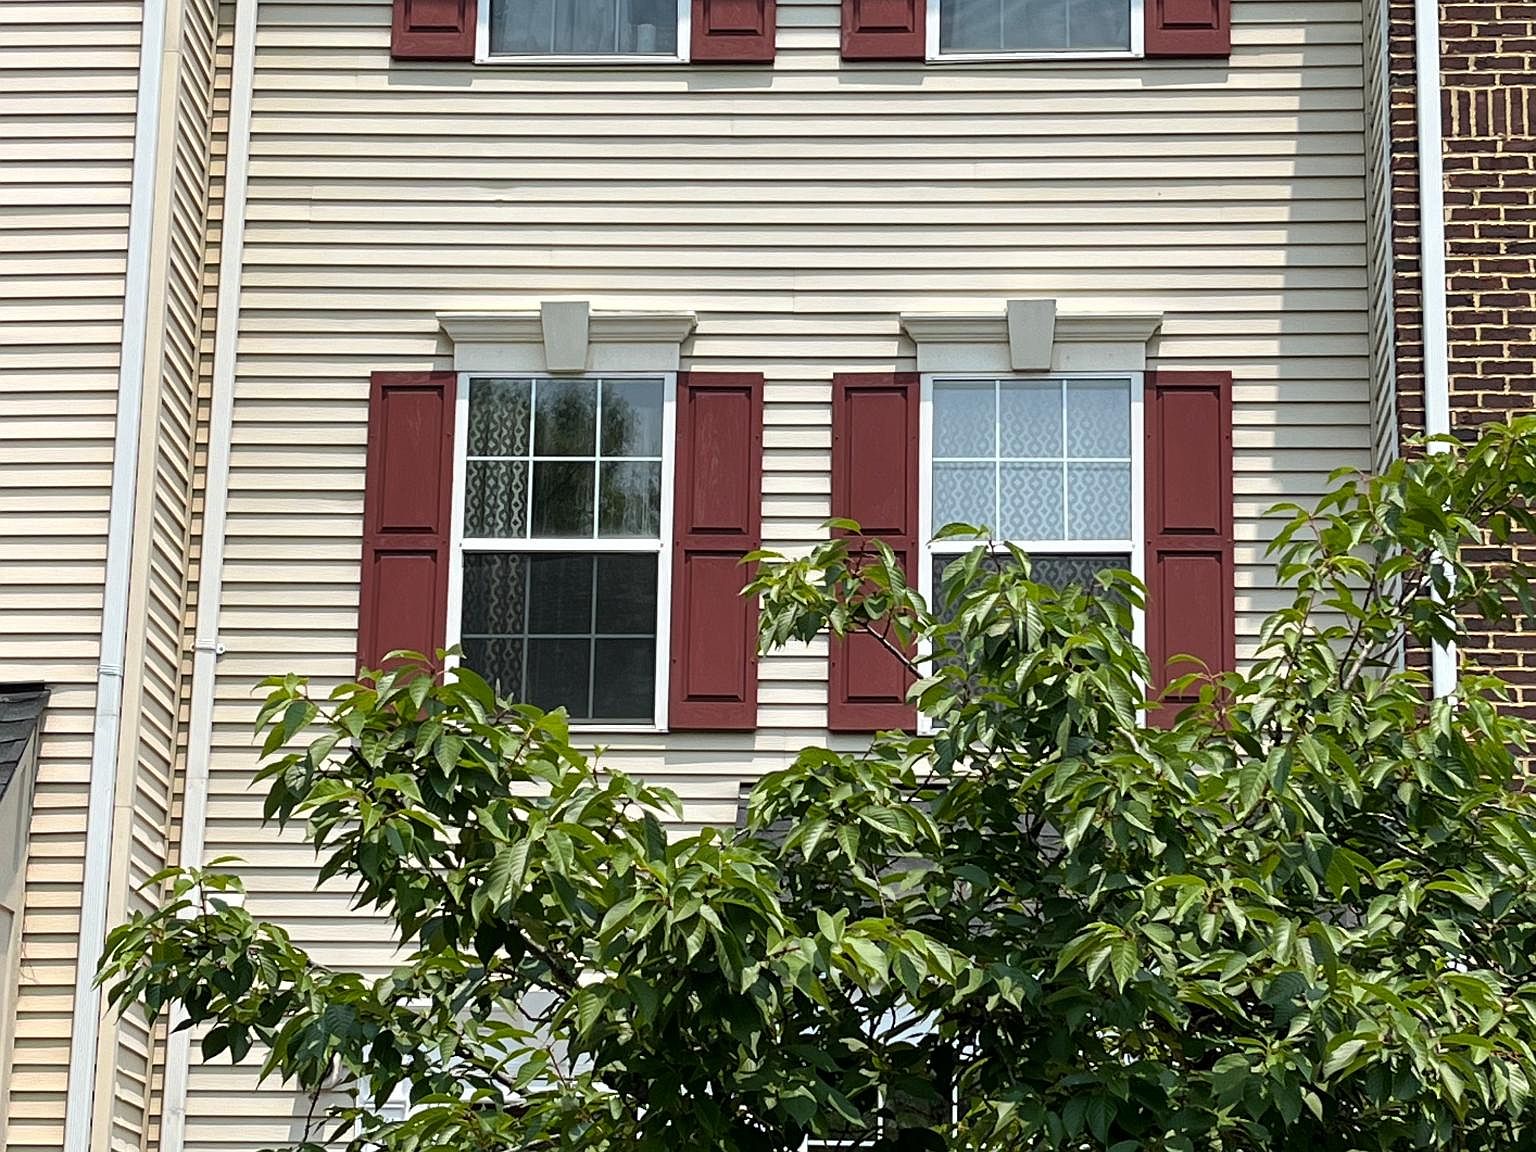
[465, 460, 530, 538]
[462, 553, 528, 635]
[599, 461, 662, 537]
[930, 551, 1129, 621]
[462, 636, 526, 700]
[468, 378, 532, 457]
[557, 0, 618, 54]
[527, 554, 595, 634]
[1009, 0, 1068, 49]
[940, 0, 1128, 51]
[601, 378, 665, 458]
[933, 461, 995, 534]
[1065, 378, 1131, 458]
[531, 461, 595, 536]
[999, 379, 1062, 459]
[1032, 552, 1130, 588]
[933, 379, 994, 457]
[1067, 462, 1131, 539]
[534, 379, 597, 457]
[490, 0, 555, 52]
[940, 0, 1000, 51]
[595, 554, 658, 634]
[1067, 0, 1129, 48]
[592, 639, 656, 720]
[459, 551, 657, 721]
[490, 0, 677, 54]
[526, 638, 593, 718]
[623, 0, 679, 52]
[998, 462, 1064, 539]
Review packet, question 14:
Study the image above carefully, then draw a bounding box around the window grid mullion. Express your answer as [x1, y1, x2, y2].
[587, 556, 599, 719]
[593, 379, 604, 541]
[1060, 378, 1070, 539]
[519, 554, 533, 704]
[524, 377, 538, 540]
[993, 378, 1002, 539]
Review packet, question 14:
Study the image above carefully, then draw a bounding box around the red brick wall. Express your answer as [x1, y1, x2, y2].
[1388, 1, 1536, 702]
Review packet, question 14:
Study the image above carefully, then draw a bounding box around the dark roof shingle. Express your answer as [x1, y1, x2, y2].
[0, 683, 50, 802]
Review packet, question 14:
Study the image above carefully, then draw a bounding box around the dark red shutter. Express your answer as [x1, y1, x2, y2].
[358, 371, 457, 673]
[1144, 0, 1229, 57]
[828, 373, 919, 732]
[692, 0, 776, 61]
[670, 372, 764, 730]
[1144, 370, 1234, 720]
[841, 0, 924, 59]
[392, 0, 475, 60]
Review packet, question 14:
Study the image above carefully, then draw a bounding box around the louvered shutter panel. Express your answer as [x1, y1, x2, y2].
[841, 0, 925, 59]
[692, 0, 776, 61]
[828, 373, 919, 732]
[1144, 0, 1230, 57]
[1144, 370, 1234, 720]
[358, 371, 458, 673]
[392, 0, 475, 60]
[670, 372, 764, 730]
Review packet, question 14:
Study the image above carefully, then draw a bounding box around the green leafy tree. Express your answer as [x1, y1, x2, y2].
[104, 421, 1536, 1151]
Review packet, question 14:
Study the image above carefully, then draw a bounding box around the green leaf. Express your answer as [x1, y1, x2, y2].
[1109, 935, 1138, 991]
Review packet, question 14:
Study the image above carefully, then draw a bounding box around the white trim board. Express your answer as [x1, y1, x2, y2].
[440, 308, 697, 374]
[900, 309, 1162, 374]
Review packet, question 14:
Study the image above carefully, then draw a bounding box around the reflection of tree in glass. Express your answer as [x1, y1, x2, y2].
[536, 380, 596, 456]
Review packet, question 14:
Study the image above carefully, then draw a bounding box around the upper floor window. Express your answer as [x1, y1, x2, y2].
[928, 0, 1141, 59]
[920, 374, 1143, 630]
[479, 0, 690, 60]
[451, 374, 674, 727]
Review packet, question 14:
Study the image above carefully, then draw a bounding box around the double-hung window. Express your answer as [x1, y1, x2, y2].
[450, 374, 675, 728]
[920, 373, 1143, 643]
[928, 0, 1141, 59]
[478, 0, 690, 61]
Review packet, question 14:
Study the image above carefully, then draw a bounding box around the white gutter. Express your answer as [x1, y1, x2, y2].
[159, 0, 259, 1148]
[1413, 0, 1457, 698]
[63, 0, 171, 1147]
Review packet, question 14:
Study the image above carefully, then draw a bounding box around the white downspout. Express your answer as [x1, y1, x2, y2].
[1413, 0, 1457, 698]
[62, 0, 171, 1147]
[159, 0, 259, 1148]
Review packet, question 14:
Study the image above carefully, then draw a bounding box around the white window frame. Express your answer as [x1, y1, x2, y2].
[476, 0, 692, 64]
[924, 0, 1143, 62]
[445, 371, 678, 733]
[916, 371, 1146, 693]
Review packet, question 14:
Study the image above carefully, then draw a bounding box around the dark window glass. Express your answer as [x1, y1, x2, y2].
[526, 638, 593, 716]
[459, 552, 658, 723]
[528, 555, 595, 634]
[593, 639, 657, 719]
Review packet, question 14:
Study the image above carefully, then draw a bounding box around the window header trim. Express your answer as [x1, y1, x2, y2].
[440, 307, 697, 374]
[900, 307, 1162, 373]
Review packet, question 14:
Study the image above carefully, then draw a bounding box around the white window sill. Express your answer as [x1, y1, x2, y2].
[925, 49, 1140, 62]
[569, 724, 666, 736]
[475, 54, 688, 65]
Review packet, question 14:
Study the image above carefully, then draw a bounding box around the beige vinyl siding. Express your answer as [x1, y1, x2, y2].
[1361, 0, 1396, 471]
[0, 4, 142, 1151]
[180, 0, 1371, 1145]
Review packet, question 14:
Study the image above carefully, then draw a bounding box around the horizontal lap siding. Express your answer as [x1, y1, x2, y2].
[184, 0, 1370, 1144]
[0, 4, 141, 1152]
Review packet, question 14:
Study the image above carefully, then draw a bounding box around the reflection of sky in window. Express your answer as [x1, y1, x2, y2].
[490, 0, 679, 54]
[939, 0, 1130, 53]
